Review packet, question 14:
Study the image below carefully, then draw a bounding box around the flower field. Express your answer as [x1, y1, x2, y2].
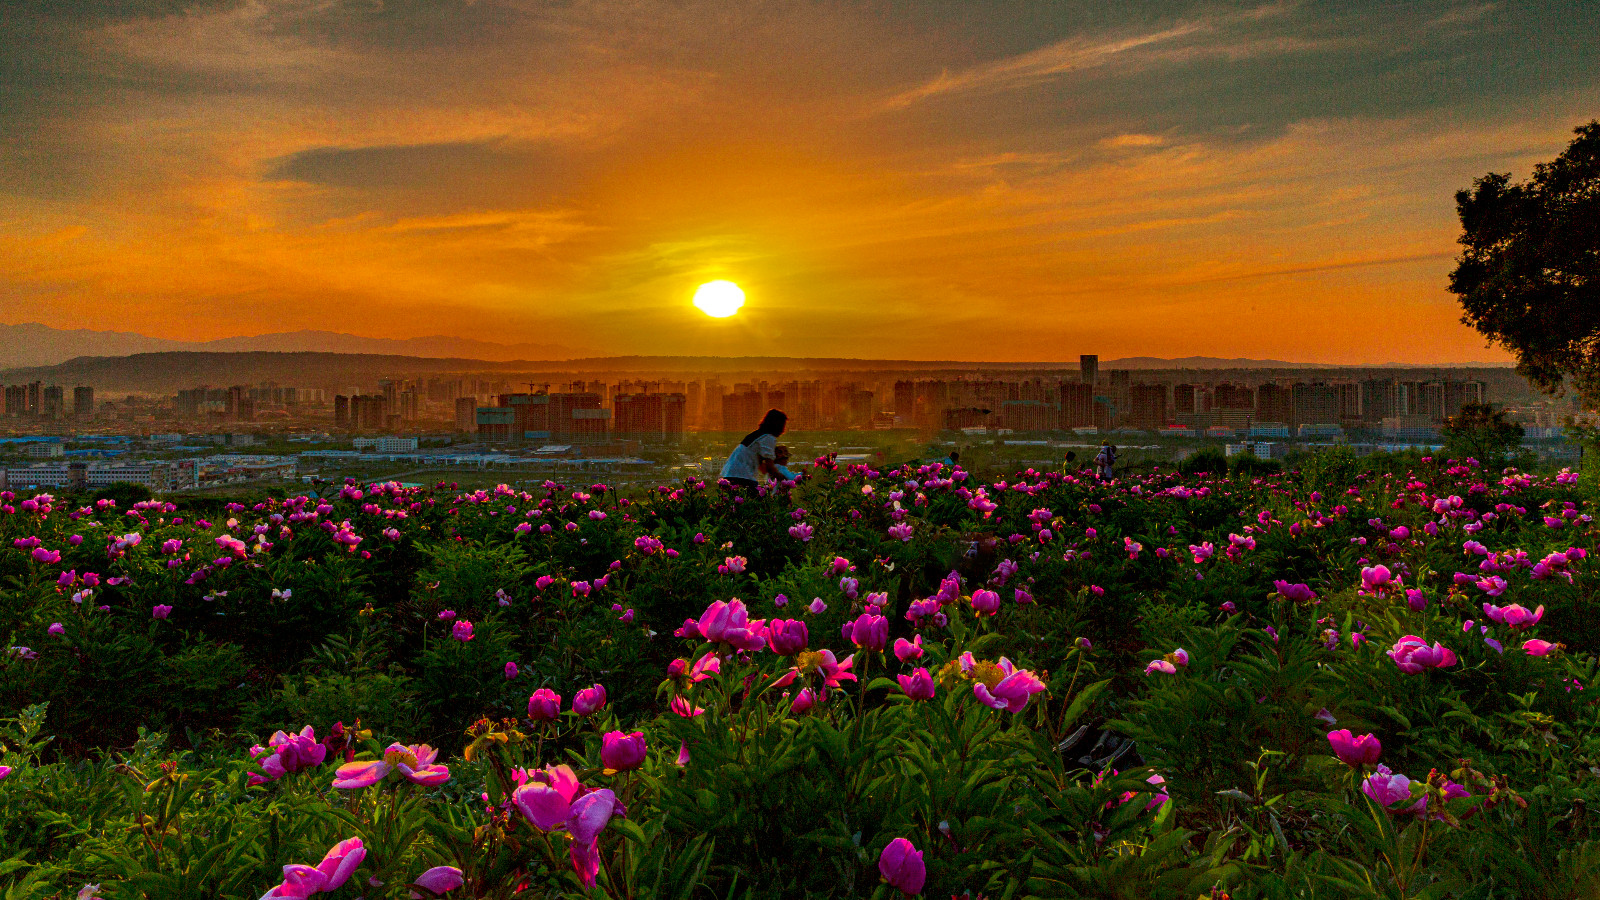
[1, 453, 1597, 899]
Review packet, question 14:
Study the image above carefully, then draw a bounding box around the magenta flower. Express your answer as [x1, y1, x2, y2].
[600, 731, 647, 773]
[789, 687, 817, 714]
[1404, 589, 1427, 612]
[1272, 580, 1316, 603]
[878, 838, 926, 896]
[527, 688, 562, 721]
[1144, 659, 1177, 675]
[887, 523, 914, 542]
[1482, 603, 1544, 630]
[31, 547, 60, 565]
[893, 635, 924, 662]
[512, 764, 583, 830]
[807, 597, 827, 614]
[573, 684, 607, 716]
[1138, 773, 1170, 811]
[1523, 639, 1556, 656]
[408, 866, 464, 898]
[669, 696, 705, 717]
[437, 609, 457, 621]
[504, 661, 519, 680]
[47, 623, 64, 637]
[261, 837, 367, 899]
[250, 725, 328, 785]
[567, 789, 625, 888]
[846, 613, 888, 651]
[451, 620, 474, 642]
[969, 589, 1000, 616]
[898, 667, 936, 700]
[151, 605, 172, 619]
[973, 658, 1047, 712]
[695, 599, 767, 653]
[1361, 765, 1415, 809]
[1388, 636, 1457, 674]
[332, 743, 449, 789]
[1475, 575, 1509, 597]
[774, 649, 857, 690]
[1326, 729, 1381, 767]
[766, 619, 809, 656]
[1359, 565, 1399, 595]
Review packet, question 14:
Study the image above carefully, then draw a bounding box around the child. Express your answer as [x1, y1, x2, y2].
[773, 445, 801, 482]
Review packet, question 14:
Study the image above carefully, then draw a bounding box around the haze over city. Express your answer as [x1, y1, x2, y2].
[5, 0, 1599, 363]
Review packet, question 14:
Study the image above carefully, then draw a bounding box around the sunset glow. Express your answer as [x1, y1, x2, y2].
[1, 2, 1597, 362]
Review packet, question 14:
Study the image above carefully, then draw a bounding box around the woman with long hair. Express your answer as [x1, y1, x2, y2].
[720, 408, 787, 490]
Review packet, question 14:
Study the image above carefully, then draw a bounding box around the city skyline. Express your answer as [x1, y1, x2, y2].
[4, 2, 1599, 363]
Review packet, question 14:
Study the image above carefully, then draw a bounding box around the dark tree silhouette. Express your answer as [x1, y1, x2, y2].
[1440, 402, 1525, 464]
[1449, 121, 1600, 407]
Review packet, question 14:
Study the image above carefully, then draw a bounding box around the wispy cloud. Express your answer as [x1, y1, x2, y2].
[882, 22, 1206, 110]
[880, 3, 1314, 110]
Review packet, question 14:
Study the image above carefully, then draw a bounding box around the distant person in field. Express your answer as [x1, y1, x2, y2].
[942, 450, 961, 467]
[1094, 441, 1117, 479]
[720, 408, 787, 490]
[1063, 450, 1078, 474]
[773, 445, 801, 482]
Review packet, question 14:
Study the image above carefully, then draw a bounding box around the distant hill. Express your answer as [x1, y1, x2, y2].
[0, 323, 578, 369]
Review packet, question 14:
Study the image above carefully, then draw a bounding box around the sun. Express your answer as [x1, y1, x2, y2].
[692, 280, 745, 318]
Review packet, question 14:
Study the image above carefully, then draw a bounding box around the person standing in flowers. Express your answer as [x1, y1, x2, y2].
[720, 408, 787, 490]
[1094, 441, 1117, 479]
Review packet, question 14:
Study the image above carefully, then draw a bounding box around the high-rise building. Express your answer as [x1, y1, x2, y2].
[1079, 355, 1099, 386]
[1335, 383, 1362, 423]
[454, 396, 477, 432]
[334, 395, 351, 427]
[1108, 370, 1131, 411]
[41, 385, 64, 420]
[1291, 382, 1341, 426]
[613, 392, 686, 440]
[3, 384, 26, 418]
[1060, 381, 1095, 428]
[350, 395, 388, 429]
[1173, 383, 1198, 416]
[722, 390, 764, 432]
[1256, 383, 1292, 424]
[1128, 383, 1169, 430]
[1360, 378, 1397, 422]
[1214, 383, 1254, 410]
[73, 386, 94, 420]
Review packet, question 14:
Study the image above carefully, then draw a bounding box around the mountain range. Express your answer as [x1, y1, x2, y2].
[0, 323, 579, 369]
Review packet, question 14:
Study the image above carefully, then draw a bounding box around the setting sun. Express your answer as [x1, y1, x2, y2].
[692, 280, 745, 318]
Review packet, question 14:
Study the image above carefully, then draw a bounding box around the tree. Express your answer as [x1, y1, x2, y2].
[1439, 403, 1524, 464]
[1449, 121, 1600, 407]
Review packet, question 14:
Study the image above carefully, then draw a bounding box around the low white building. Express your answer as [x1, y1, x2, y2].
[0, 462, 175, 492]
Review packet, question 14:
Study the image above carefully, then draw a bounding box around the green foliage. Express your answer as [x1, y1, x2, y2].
[0, 459, 1597, 898]
[1440, 402, 1526, 464]
[92, 483, 153, 508]
[1178, 446, 1227, 476]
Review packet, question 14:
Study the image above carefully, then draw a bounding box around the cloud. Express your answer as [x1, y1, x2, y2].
[879, 3, 1317, 111]
[882, 22, 1207, 110]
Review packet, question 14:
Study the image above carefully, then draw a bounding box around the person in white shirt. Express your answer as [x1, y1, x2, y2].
[720, 408, 787, 490]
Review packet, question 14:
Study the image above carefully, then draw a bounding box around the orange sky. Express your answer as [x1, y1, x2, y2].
[2, 1, 1597, 363]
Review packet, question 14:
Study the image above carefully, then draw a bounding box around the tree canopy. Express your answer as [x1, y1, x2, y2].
[1450, 121, 1600, 408]
[1440, 402, 1525, 464]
